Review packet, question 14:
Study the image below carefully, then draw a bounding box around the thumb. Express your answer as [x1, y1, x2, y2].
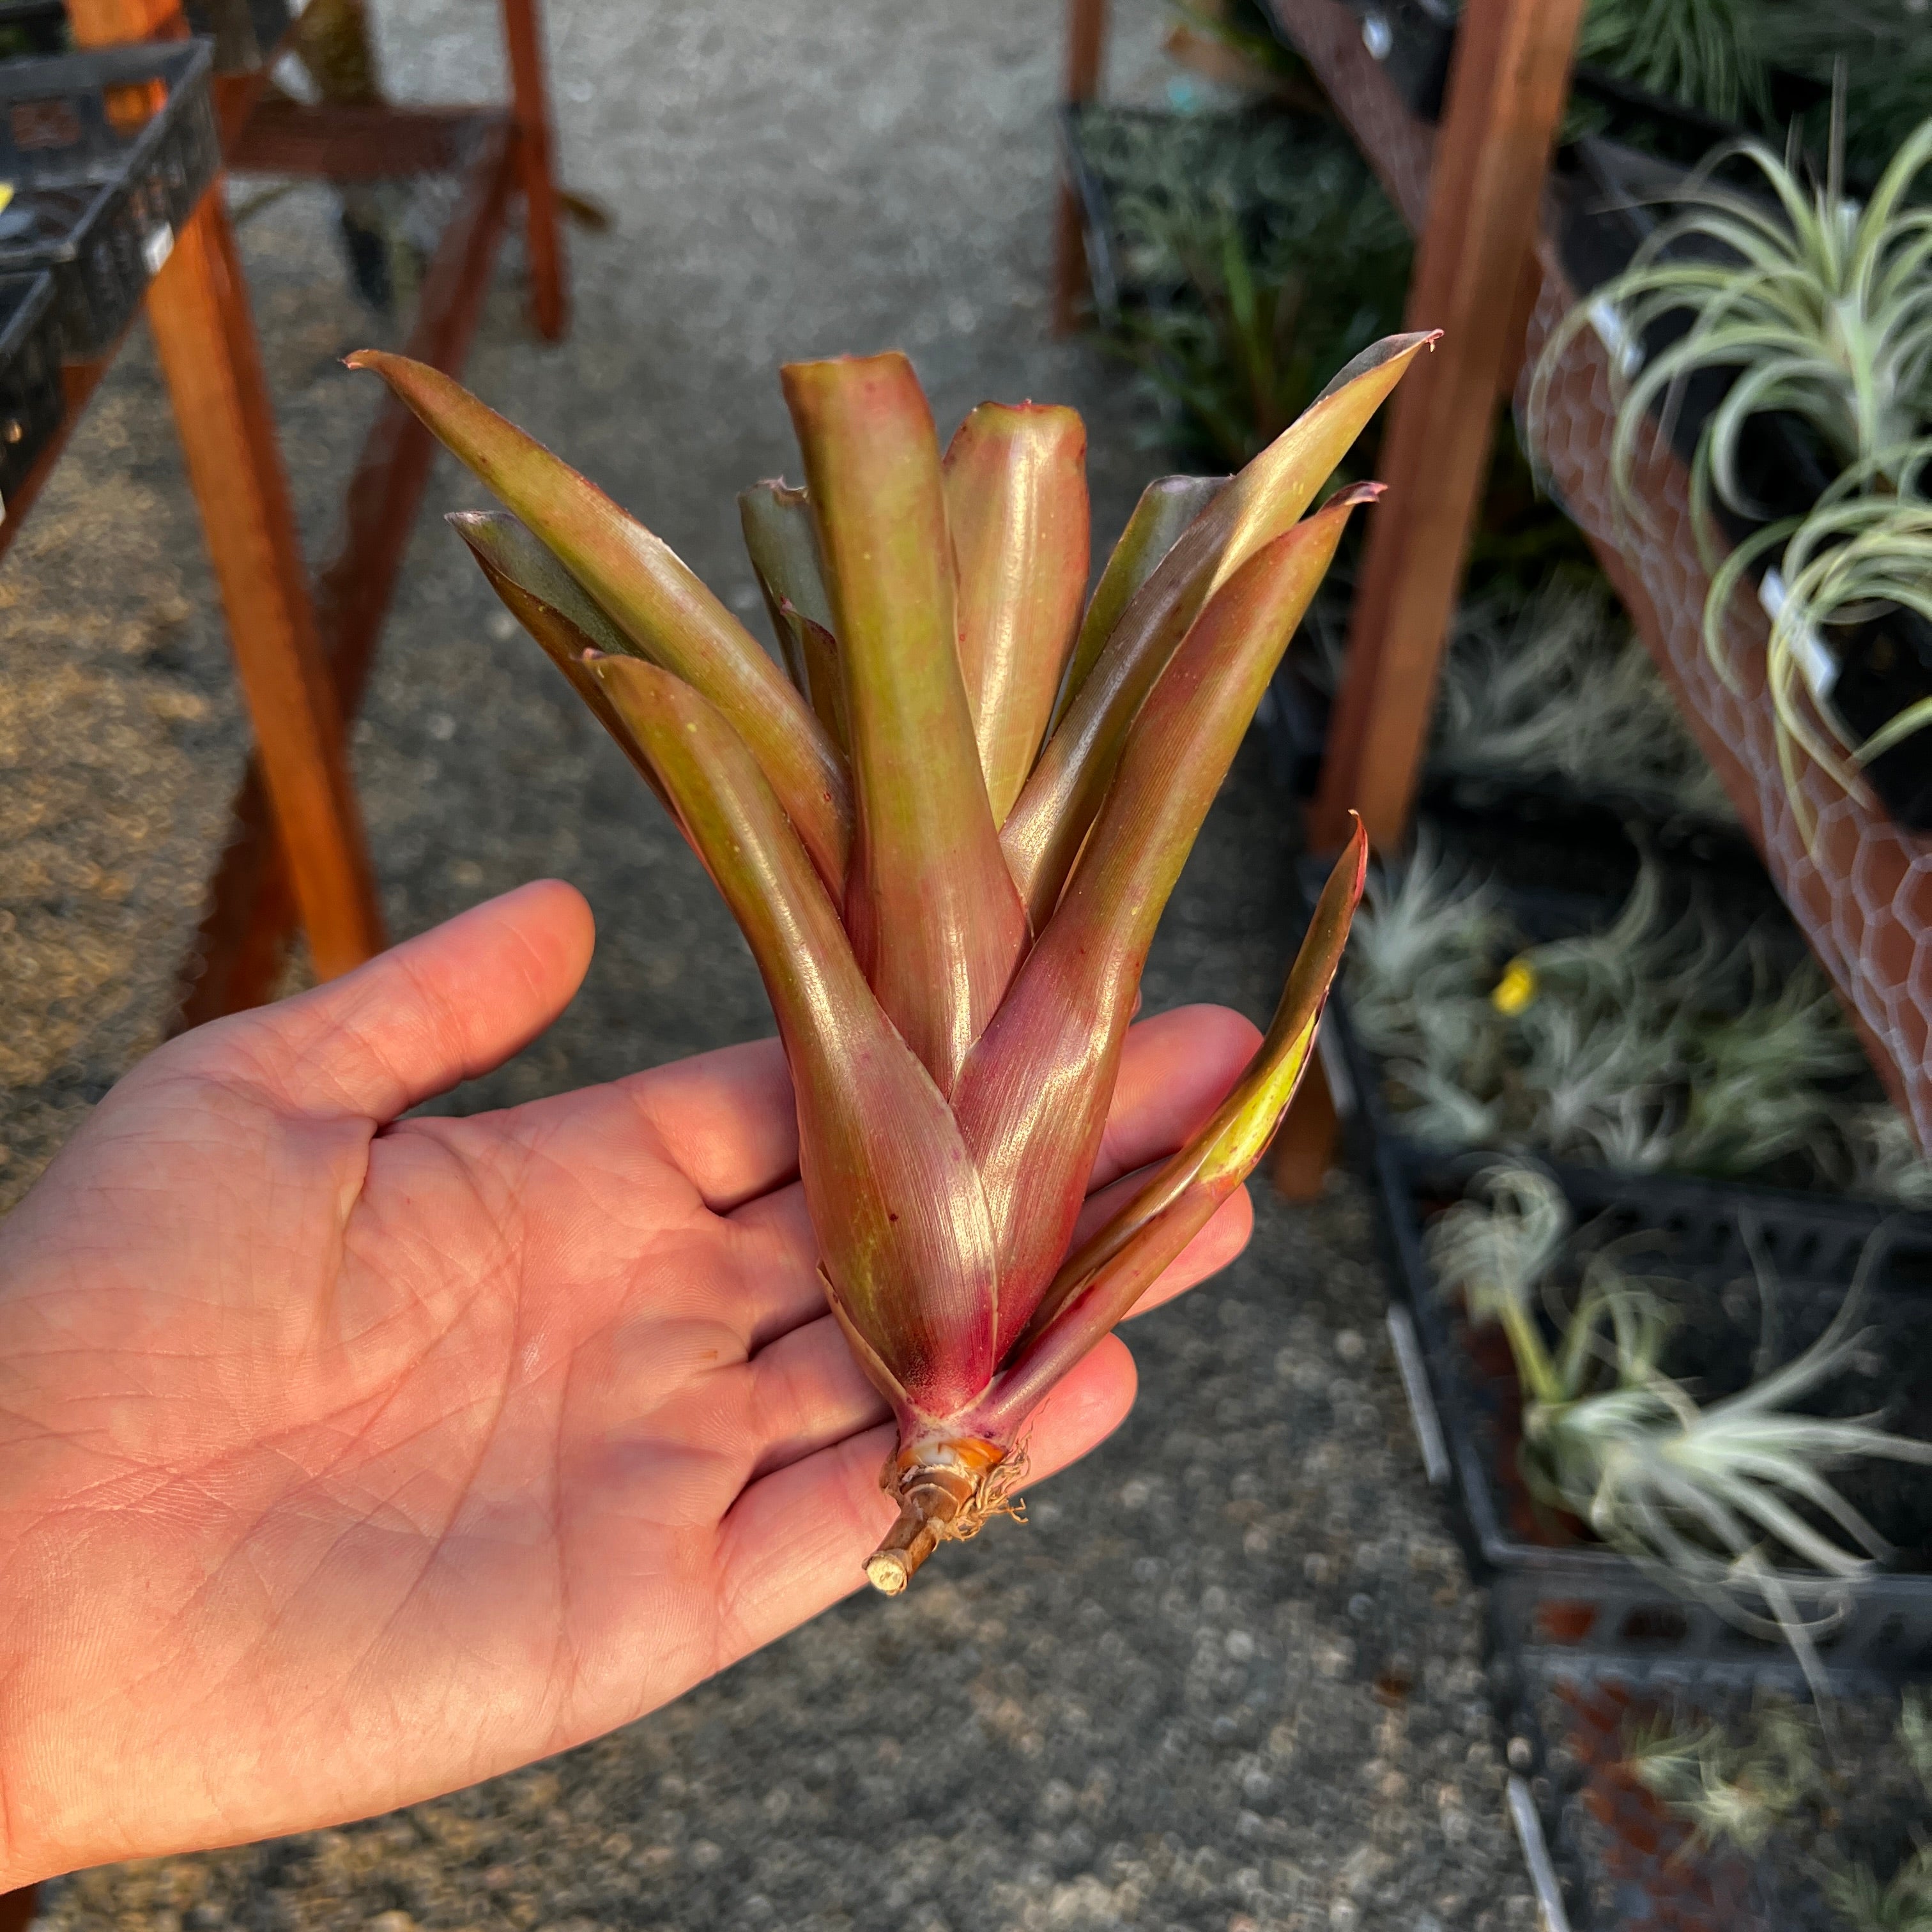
[168, 880, 596, 1121]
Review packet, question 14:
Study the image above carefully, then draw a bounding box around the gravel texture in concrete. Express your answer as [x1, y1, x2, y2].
[10, 1, 1536, 1924]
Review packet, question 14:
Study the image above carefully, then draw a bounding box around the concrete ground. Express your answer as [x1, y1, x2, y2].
[8, 1, 1535, 1924]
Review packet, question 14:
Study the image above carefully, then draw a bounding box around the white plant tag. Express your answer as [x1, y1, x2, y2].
[1586, 295, 1643, 379]
[1761, 567, 1839, 700]
[142, 222, 174, 276]
[1360, 11, 1393, 59]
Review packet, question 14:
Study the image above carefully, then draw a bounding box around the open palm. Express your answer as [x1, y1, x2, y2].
[0, 882, 1258, 1886]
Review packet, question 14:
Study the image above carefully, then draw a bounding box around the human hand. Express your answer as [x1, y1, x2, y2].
[0, 882, 1258, 1885]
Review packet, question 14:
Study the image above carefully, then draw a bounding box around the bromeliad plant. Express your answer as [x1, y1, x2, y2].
[348, 334, 1430, 1593]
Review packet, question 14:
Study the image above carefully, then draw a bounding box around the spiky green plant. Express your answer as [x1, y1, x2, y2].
[1429, 1164, 1932, 1655]
[1759, 0, 1932, 184]
[1078, 109, 1411, 468]
[347, 335, 1430, 1593]
[1577, 0, 1773, 126]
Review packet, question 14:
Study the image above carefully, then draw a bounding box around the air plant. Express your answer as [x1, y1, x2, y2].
[1823, 1686, 1932, 1929]
[1706, 438, 1932, 820]
[346, 334, 1431, 1593]
[1429, 1164, 1932, 1667]
[1529, 116, 1932, 544]
[1828, 1849, 1932, 1932]
[1430, 583, 1730, 818]
[1625, 1701, 1816, 1853]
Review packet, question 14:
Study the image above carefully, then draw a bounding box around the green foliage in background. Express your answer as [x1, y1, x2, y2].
[1073, 109, 1412, 467]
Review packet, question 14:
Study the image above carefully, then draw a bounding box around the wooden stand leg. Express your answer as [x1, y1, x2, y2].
[142, 199, 387, 977]
[1309, 0, 1586, 851]
[1050, 0, 1108, 336]
[1269, 1058, 1339, 1200]
[502, 0, 567, 341]
[66, 0, 385, 983]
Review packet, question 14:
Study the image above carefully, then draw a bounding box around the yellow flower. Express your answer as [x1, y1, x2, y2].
[1492, 958, 1538, 1016]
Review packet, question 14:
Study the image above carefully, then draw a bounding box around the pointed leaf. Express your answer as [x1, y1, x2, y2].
[953, 489, 1374, 1353]
[781, 351, 1028, 1094]
[784, 600, 850, 756]
[449, 510, 673, 813]
[1001, 332, 1433, 929]
[1009, 821, 1368, 1359]
[1050, 473, 1225, 734]
[942, 401, 1090, 822]
[738, 478, 834, 690]
[589, 654, 999, 1420]
[347, 349, 852, 894]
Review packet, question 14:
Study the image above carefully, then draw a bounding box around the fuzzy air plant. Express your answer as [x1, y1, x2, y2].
[1429, 1164, 1932, 1669]
[346, 334, 1431, 1592]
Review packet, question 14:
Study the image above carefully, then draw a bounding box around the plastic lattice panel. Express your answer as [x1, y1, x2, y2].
[1264, 0, 1434, 227]
[1516, 257, 1932, 1147]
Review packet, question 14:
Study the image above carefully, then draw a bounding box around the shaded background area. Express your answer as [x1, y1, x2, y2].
[5, 1, 1535, 1924]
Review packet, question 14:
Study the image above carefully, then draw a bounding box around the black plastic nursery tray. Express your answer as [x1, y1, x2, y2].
[1498, 1656, 1930, 1932]
[0, 266, 62, 500]
[0, 40, 220, 360]
[1378, 1135, 1932, 1680]
[1303, 857, 1932, 1678]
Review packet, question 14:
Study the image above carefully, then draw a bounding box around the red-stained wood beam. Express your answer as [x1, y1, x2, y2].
[1051, 0, 1109, 336]
[68, 0, 385, 981]
[501, 0, 566, 341]
[1309, 0, 1587, 853]
[170, 121, 518, 1029]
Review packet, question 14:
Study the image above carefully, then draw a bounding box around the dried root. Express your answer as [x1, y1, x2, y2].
[864, 1435, 1029, 1595]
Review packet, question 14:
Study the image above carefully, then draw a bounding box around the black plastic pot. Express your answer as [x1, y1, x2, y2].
[0, 268, 63, 500]
[0, 41, 220, 360]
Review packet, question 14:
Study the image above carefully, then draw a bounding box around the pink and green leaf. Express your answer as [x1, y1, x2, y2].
[951, 488, 1376, 1353]
[942, 401, 1090, 824]
[781, 352, 1028, 1094]
[449, 509, 673, 813]
[347, 349, 852, 894]
[1000, 331, 1433, 930]
[1001, 820, 1368, 1377]
[589, 654, 1000, 1420]
[738, 479, 834, 691]
[1050, 473, 1225, 734]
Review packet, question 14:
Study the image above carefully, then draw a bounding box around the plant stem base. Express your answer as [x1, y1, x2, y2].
[864, 1434, 1026, 1594]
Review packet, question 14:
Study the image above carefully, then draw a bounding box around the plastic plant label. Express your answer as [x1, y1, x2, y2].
[1360, 10, 1393, 59]
[1586, 295, 1643, 379]
[142, 222, 174, 277]
[1760, 567, 1839, 700]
